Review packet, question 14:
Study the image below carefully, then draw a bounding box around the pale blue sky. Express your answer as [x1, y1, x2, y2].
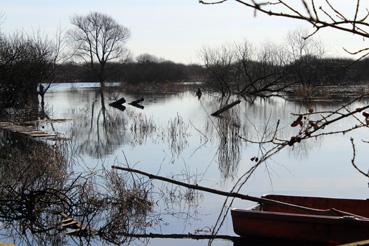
[1, 1, 366, 63]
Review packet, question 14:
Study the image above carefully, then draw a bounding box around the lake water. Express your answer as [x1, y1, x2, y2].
[2, 82, 369, 245]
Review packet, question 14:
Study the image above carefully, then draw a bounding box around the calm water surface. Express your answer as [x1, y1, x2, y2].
[7, 83, 369, 245]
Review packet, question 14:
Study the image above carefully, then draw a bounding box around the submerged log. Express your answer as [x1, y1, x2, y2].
[111, 104, 126, 111]
[196, 88, 202, 99]
[211, 100, 241, 117]
[128, 98, 144, 109]
[128, 98, 144, 105]
[109, 97, 126, 106]
[109, 97, 127, 111]
[109, 97, 144, 110]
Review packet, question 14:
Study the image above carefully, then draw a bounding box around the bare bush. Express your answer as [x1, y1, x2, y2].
[0, 32, 59, 114]
[202, 41, 290, 98]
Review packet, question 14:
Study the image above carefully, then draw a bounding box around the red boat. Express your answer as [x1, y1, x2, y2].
[231, 194, 369, 244]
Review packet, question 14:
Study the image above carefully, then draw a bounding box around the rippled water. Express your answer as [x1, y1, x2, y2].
[2, 83, 369, 245]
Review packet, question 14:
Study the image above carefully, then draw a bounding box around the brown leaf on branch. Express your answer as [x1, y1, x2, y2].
[291, 115, 303, 127]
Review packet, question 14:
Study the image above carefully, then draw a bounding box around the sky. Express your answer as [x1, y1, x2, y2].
[1, 0, 368, 64]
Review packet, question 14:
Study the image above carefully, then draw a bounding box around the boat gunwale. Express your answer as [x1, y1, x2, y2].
[231, 207, 369, 224]
[262, 194, 369, 203]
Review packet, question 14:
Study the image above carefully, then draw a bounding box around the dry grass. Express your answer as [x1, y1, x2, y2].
[294, 85, 316, 98]
[128, 112, 157, 145]
[167, 114, 190, 160]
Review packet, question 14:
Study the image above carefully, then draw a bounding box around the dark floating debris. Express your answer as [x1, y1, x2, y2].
[109, 97, 127, 111]
[109, 97, 144, 111]
[211, 100, 241, 117]
[196, 88, 202, 99]
[128, 98, 144, 109]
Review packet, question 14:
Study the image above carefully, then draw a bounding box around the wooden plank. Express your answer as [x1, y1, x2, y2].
[0, 122, 57, 138]
[20, 131, 44, 134]
[61, 220, 79, 228]
[61, 218, 74, 223]
[30, 133, 57, 137]
[23, 118, 70, 124]
[60, 212, 69, 218]
[339, 239, 369, 246]
[66, 227, 87, 235]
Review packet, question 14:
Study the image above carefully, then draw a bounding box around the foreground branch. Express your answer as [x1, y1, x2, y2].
[111, 166, 363, 217]
[350, 138, 369, 178]
[103, 232, 237, 241]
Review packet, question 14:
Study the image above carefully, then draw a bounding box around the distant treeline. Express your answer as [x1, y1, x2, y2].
[54, 57, 369, 85]
[55, 61, 205, 83]
[285, 56, 369, 85]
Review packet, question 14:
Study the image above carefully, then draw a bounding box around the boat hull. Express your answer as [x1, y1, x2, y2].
[231, 195, 369, 244]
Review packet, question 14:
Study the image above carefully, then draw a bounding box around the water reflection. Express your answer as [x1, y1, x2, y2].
[70, 90, 127, 158]
[215, 108, 242, 180]
[56, 87, 345, 181]
[7, 83, 367, 245]
[68, 89, 193, 160]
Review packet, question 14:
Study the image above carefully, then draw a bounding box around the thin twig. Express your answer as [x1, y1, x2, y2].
[350, 138, 369, 178]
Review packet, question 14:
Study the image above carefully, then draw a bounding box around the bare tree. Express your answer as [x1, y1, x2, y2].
[286, 28, 324, 61]
[136, 53, 161, 64]
[0, 31, 60, 115]
[235, 41, 290, 98]
[68, 12, 130, 88]
[201, 45, 236, 97]
[286, 28, 325, 87]
[201, 41, 290, 99]
[38, 29, 65, 113]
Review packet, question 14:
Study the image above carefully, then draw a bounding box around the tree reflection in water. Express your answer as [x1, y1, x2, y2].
[0, 130, 156, 245]
[215, 107, 242, 180]
[201, 96, 245, 180]
[64, 89, 246, 183]
[70, 90, 160, 159]
[70, 90, 128, 159]
[159, 168, 203, 223]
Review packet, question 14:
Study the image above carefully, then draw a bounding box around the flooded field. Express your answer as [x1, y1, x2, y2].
[1, 83, 369, 245]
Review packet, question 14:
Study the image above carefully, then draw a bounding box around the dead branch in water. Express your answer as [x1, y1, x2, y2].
[211, 100, 241, 117]
[111, 165, 361, 217]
